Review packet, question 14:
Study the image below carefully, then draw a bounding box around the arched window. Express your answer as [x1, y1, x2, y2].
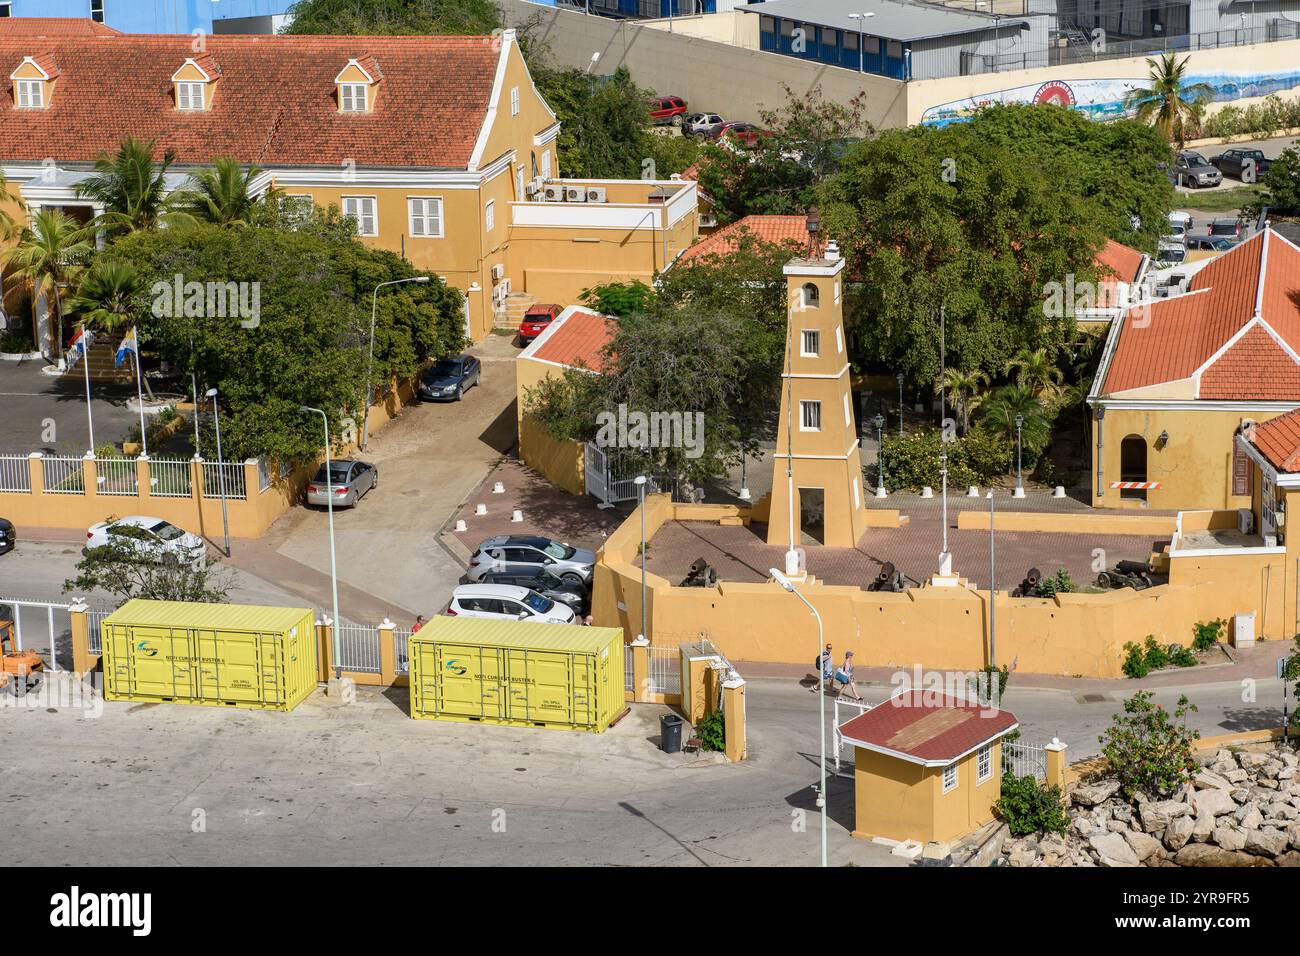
[1120, 435, 1147, 500]
[801, 282, 820, 309]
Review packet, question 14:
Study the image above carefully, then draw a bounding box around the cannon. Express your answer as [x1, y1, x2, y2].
[681, 558, 719, 588]
[1096, 559, 1154, 591]
[1011, 567, 1043, 598]
[867, 561, 905, 593]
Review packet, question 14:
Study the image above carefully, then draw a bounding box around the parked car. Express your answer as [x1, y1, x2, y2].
[86, 516, 205, 562]
[1186, 234, 1239, 253]
[683, 112, 726, 138]
[647, 95, 688, 126]
[1212, 147, 1273, 180]
[0, 518, 12, 555]
[1174, 150, 1222, 188]
[305, 459, 377, 509]
[417, 353, 481, 401]
[1163, 211, 1193, 245]
[720, 122, 762, 149]
[445, 583, 577, 624]
[466, 534, 597, 586]
[1156, 242, 1187, 264]
[1208, 217, 1244, 239]
[476, 568, 588, 614]
[518, 303, 561, 343]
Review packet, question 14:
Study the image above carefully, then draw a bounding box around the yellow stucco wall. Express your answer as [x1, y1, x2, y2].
[515, 351, 588, 496]
[853, 741, 1002, 845]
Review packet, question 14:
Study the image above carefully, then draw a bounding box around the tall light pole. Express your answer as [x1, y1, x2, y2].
[987, 490, 997, 668]
[872, 413, 886, 497]
[938, 304, 950, 569]
[363, 276, 430, 450]
[635, 475, 648, 641]
[770, 567, 828, 868]
[301, 405, 342, 679]
[205, 388, 231, 557]
[847, 12, 876, 73]
[896, 372, 905, 438]
[1013, 413, 1025, 497]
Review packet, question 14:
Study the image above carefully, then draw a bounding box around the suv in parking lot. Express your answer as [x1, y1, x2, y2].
[648, 96, 688, 126]
[1212, 148, 1273, 180]
[466, 535, 597, 586]
[683, 112, 726, 138]
[446, 584, 576, 624]
[518, 303, 561, 343]
[1174, 150, 1222, 188]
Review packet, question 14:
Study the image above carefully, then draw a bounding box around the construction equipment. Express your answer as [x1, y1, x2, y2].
[1011, 567, 1043, 598]
[681, 558, 719, 588]
[867, 561, 905, 592]
[0, 613, 44, 692]
[1096, 559, 1155, 591]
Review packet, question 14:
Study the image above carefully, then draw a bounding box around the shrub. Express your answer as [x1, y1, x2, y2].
[697, 709, 726, 752]
[1121, 641, 1150, 679]
[1191, 618, 1225, 653]
[995, 772, 1069, 836]
[1098, 691, 1200, 800]
[1202, 94, 1300, 139]
[1141, 635, 1169, 671]
[1036, 568, 1076, 598]
[1169, 646, 1197, 668]
[878, 428, 1014, 491]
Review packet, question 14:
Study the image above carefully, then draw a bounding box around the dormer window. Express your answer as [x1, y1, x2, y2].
[171, 57, 217, 112]
[335, 57, 380, 114]
[10, 55, 55, 110]
[15, 77, 41, 108]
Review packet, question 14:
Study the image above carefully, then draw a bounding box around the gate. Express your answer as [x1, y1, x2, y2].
[832, 696, 873, 775]
[583, 442, 663, 505]
[1000, 739, 1048, 781]
[1, 598, 72, 671]
[334, 621, 381, 674]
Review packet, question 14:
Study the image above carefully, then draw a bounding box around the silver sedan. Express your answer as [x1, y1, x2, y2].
[305, 460, 378, 509]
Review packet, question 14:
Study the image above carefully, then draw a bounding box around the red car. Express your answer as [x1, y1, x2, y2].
[720, 122, 763, 149]
[647, 95, 688, 126]
[518, 303, 561, 342]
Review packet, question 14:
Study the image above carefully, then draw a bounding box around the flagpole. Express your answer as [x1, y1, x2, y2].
[81, 323, 95, 454]
[134, 345, 148, 458]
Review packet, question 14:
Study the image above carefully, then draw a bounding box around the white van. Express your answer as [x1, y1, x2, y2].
[446, 584, 577, 624]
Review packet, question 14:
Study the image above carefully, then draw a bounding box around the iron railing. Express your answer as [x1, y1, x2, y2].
[41, 456, 85, 494]
[94, 457, 139, 496]
[334, 622, 381, 674]
[646, 645, 680, 696]
[0, 455, 31, 493]
[1000, 739, 1048, 781]
[201, 461, 247, 501]
[148, 457, 193, 498]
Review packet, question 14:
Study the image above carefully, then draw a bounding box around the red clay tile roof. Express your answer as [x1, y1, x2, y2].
[527, 307, 615, 371]
[1249, 407, 1300, 472]
[837, 692, 1018, 765]
[1096, 238, 1145, 285]
[0, 34, 501, 168]
[0, 18, 120, 37]
[674, 214, 822, 267]
[1100, 230, 1300, 398]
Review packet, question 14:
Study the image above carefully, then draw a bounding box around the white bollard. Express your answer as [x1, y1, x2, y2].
[511, 509, 523, 523]
[966, 486, 980, 498]
[454, 519, 467, 533]
[738, 486, 751, 501]
[1012, 486, 1026, 499]
[1053, 485, 1066, 498]
[920, 486, 934, 499]
[493, 481, 505, 494]
[475, 503, 487, 516]
[874, 485, 888, 499]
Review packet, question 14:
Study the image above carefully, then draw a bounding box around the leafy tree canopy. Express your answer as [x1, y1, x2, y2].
[64, 526, 234, 605]
[283, 0, 501, 35]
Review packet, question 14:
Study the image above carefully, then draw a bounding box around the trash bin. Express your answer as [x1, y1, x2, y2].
[660, 713, 683, 753]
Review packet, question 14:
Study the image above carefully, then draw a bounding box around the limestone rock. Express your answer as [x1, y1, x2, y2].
[1236, 802, 1263, 830]
[1123, 830, 1163, 862]
[1244, 827, 1288, 857]
[1141, 800, 1191, 833]
[1073, 780, 1120, 807]
[1214, 826, 1246, 851]
[1174, 844, 1267, 867]
[1193, 770, 1233, 791]
[1191, 788, 1236, 818]
[1164, 815, 1195, 851]
[1089, 832, 1140, 867]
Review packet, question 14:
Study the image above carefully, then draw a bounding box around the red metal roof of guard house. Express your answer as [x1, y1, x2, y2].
[520, 306, 616, 372]
[0, 18, 121, 37]
[1099, 228, 1300, 399]
[1245, 408, 1300, 473]
[837, 692, 1019, 766]
[0, 33, 504, 169]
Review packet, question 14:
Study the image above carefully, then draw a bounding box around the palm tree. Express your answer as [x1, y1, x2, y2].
[67, 259, 154, 396]
[1123, 53, 1213, 150]
[978, 384, 1051, 472]
[934, 367, 988, 435]
[1004, 347, 1064, 400]
[181, 158, 265, 226]
[3, 208, 94, 361]
[73, 137, 197, 237]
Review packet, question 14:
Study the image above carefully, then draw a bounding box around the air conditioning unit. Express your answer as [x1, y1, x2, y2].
[525, 176, 545, 196]
[585, 187, 607, 203]
[1237, 508, 1255, 535]
[564, 185, 587, 202]
[542, 184, 564, 202]
[492, 285, 509, 309]
[490, 263, 505, 281]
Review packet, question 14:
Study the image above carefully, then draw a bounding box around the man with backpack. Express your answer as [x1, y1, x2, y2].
[813, 642, 833, 694]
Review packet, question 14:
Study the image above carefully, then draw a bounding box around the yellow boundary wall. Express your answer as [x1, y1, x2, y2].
[592, 496, 1294, 679]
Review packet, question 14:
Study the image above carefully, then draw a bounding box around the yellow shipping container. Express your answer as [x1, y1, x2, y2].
[101, 599, 316, 712]
[409, 617, 625, 732]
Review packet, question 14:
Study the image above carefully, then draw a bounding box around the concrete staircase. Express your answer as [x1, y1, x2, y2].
[498, 291, 538, 331]
[62, 333, 132, 384]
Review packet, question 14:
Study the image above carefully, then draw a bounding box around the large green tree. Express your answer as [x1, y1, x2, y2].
[282, 0, 501, 34]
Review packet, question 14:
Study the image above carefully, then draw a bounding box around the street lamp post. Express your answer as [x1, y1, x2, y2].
[301, 405, 342, 679]
[1014, 413, 1025, 498]
[770, 567, 828, 868]
[872, 413, 886, 497]
[987, 490, 997, 667]
[635, 475, 648, 641]
[938, 303, 950, 569]
[363, 276, 430, 450]
[896, 373, 905, 438]
[205, 388, 231, 557]
[847, 12, 876, 73]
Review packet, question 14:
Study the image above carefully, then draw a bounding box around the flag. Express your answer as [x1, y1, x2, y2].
[66, 327, 94, 371]
[115, 326, 138, 369]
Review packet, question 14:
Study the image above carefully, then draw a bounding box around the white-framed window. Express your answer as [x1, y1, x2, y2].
[91, 0, 105, 23]
[836, 326, 844, 353]
[977, 745, 992, 784]
[339, 82, 368, 113]
[342, 195, 377, 236]
[800, 400, 821, 432]
[851, 476, 861, 509]
[176, 81, 205, 111]
[843, 393, 852, 426]
[800, 329, 819, 357]
[541, 150, 552, 179]
[485, 200, 495, 232]
[515, 166, 525, 200]
[407, 197, 443, 238]
[834, 279, 841, 304]
[801, 282, 820, 309]
[15, 78, 43, 109]
[942, 763, 958, 793]
[0, 3, 13, 17]
[510, 86, 520, 116]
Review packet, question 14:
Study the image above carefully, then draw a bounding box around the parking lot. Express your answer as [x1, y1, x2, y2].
[0, 358, 139, 454]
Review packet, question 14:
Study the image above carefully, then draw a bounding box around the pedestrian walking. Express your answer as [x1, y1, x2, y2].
[813, 642, 833, 694]
[834, 651, 862, 701]
[413, 615, 425, 633]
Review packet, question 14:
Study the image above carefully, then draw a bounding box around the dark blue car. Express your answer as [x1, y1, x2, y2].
[418, 354, 481, 402]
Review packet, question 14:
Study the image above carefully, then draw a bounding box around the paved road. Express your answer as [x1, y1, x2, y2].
[0, 358, 139, 454]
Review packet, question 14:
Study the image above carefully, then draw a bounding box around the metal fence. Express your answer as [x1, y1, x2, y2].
[832, 697, 874, 775]
[334, 622, 381, 674]
[42, 455, 85, 494]
[95, 456, 139, 496]
[393, 627, 412, 675]
[148, 457, 193, 498]
[646, 645, 680, 696]
[201, 461, 247, 500]
[1000, 738, 1048, 781]
[0, 454, 31, 493]
[87, 608, 110, 655]
[624, 644, 635, 693]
